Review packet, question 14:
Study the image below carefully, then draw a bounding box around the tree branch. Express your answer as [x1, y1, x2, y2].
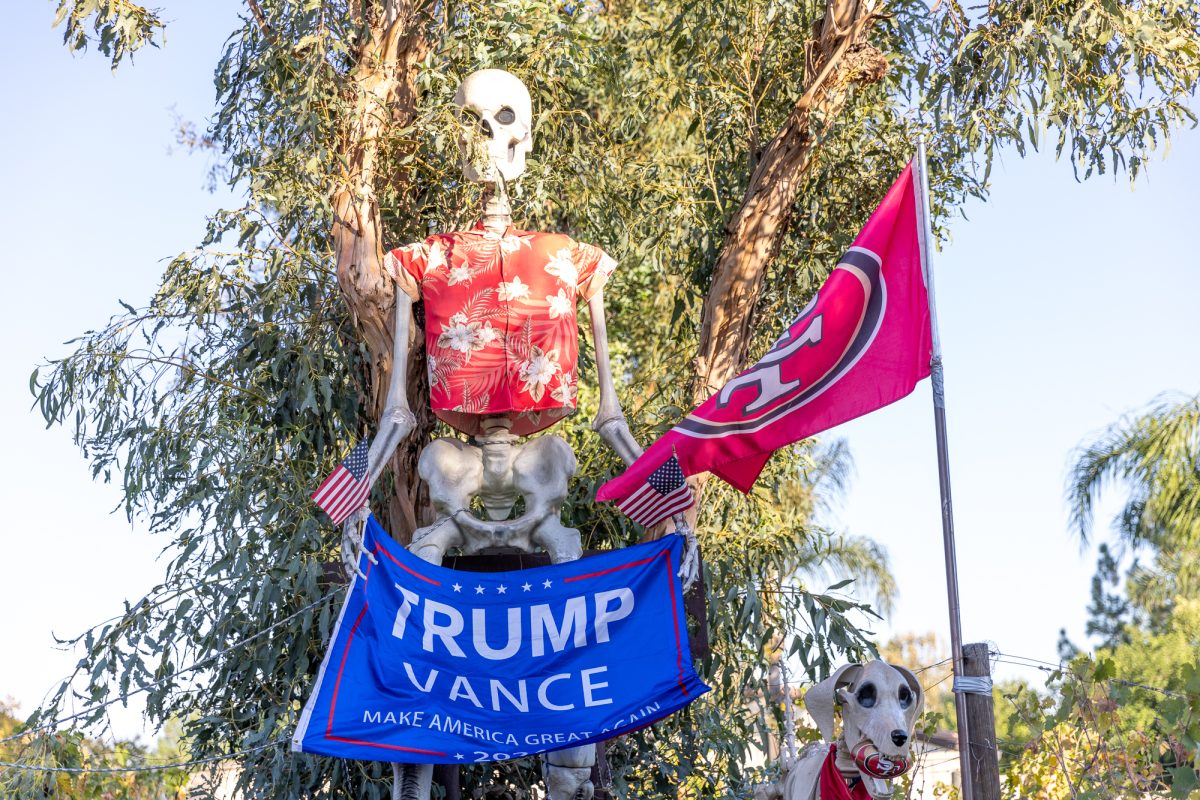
[684, 0, 887, 521]
[246, 0, 278, 44]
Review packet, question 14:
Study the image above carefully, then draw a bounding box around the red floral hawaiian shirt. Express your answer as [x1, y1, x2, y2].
[385, 221, 617, 437]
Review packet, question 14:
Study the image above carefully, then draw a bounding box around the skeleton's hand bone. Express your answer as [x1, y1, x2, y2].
[339, 507, 376, 580]
[674, 516, 701, 591]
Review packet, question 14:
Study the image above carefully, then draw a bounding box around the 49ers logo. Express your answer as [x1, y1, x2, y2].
[679, 246, 886, 438]
[851, 740, 912, 779]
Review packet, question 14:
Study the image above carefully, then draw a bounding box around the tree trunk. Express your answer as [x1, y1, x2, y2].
[332, 3, 436, 540]
[686, 0, 886, 515]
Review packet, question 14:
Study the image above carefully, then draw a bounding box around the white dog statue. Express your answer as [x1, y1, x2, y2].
[756, 661, 925, 800]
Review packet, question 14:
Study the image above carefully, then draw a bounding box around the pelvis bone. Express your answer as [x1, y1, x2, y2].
[410, 428, 582, 576]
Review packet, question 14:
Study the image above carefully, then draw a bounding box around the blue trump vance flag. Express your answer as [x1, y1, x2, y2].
[292, 516, 709, 763]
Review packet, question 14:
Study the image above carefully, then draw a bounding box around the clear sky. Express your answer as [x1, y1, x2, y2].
[1, 2, 1197, 742]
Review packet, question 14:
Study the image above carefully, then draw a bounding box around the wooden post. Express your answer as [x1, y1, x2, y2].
[961, 642, 1001, 799]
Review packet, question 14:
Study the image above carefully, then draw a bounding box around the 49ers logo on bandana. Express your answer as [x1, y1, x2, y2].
[679, 247, 884, 438]
[596, 162, 932, 503]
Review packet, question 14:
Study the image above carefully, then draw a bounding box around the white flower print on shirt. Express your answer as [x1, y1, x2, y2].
[518, 346, 561, 402]
[437, 313, 475, 353]
[544, 248, 578, 288]
[428, 241, 449, 272]
[437, 312, 491, 356]
[498, 275, 531, 302]
[550, 374, 576, 407]
[447, 264, 471, 286]
[478, 321, 498, 345]
[499, 234, 528, 255]
[546, 289, 574, 319]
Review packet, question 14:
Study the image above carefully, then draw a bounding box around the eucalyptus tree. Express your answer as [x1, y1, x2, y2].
[17, 0, 1200, 797]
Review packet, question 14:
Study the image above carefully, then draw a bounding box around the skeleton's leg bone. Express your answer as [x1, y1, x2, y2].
[506, 435, 594, 798]
[390, 526, 452, 800]
[392, 762, 434, 800]
[544, 767, 594, 800]
[532, 517, 583, 565]
[545, 746, 595, 800]
[392, 438, 483, 800]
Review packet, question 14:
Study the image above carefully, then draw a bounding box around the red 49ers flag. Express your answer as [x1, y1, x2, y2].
[598, 162, 932, 502]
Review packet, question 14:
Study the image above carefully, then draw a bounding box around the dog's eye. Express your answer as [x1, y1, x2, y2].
[856, 683, 877, 708]
[899, 685, 913, 709]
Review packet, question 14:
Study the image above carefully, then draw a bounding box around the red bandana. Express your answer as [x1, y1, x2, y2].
[819, 744, 871, 800]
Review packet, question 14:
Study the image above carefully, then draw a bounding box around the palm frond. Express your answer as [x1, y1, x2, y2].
[1067, 393, 1200, 548]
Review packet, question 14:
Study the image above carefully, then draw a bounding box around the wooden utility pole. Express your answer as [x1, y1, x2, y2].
[961, 642, 1002, 800]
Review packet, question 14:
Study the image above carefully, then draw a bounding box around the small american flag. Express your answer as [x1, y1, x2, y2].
[616, 454, 694, 527]
[311, 441, 371, 525]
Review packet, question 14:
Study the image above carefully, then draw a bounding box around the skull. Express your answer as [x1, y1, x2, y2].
[453, 69, 533, 184]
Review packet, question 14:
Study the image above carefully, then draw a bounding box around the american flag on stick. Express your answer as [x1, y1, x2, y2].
[616, 453, 694, 527]
[311, 441, 370, 525]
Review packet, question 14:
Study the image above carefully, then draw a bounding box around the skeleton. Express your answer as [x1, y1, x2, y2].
[342, 68, 651, 800]
[754, 661, 925, 800]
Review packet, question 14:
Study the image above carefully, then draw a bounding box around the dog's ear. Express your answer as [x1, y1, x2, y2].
[804, 663, 862, 743]
[889, 663, 925, 728]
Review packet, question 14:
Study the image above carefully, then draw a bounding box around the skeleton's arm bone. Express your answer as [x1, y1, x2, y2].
[342, 295, 415, 578]
[588, 288, 643, 466]
[587, 288, 699, 584]
[366, 292, 418, 486]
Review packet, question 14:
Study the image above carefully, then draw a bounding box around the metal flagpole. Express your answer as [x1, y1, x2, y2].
[914, 136, 975, 800]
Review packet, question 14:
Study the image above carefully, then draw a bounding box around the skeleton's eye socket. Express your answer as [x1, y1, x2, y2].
[856, 683, 877, 708]
[496, 106, 516, 125]
[899, 685, 913, 709]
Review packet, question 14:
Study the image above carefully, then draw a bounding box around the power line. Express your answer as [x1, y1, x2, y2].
[0, 738, 286, 775]
[0, 589, 343, 747]
[762, 655, 956, 689]
[994, 652, 1063, 670]
[994, 651, 1187, 699]
[914, 656, 953, 675]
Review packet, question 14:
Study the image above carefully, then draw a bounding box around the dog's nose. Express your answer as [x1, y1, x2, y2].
[891, 730, 909, 747]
